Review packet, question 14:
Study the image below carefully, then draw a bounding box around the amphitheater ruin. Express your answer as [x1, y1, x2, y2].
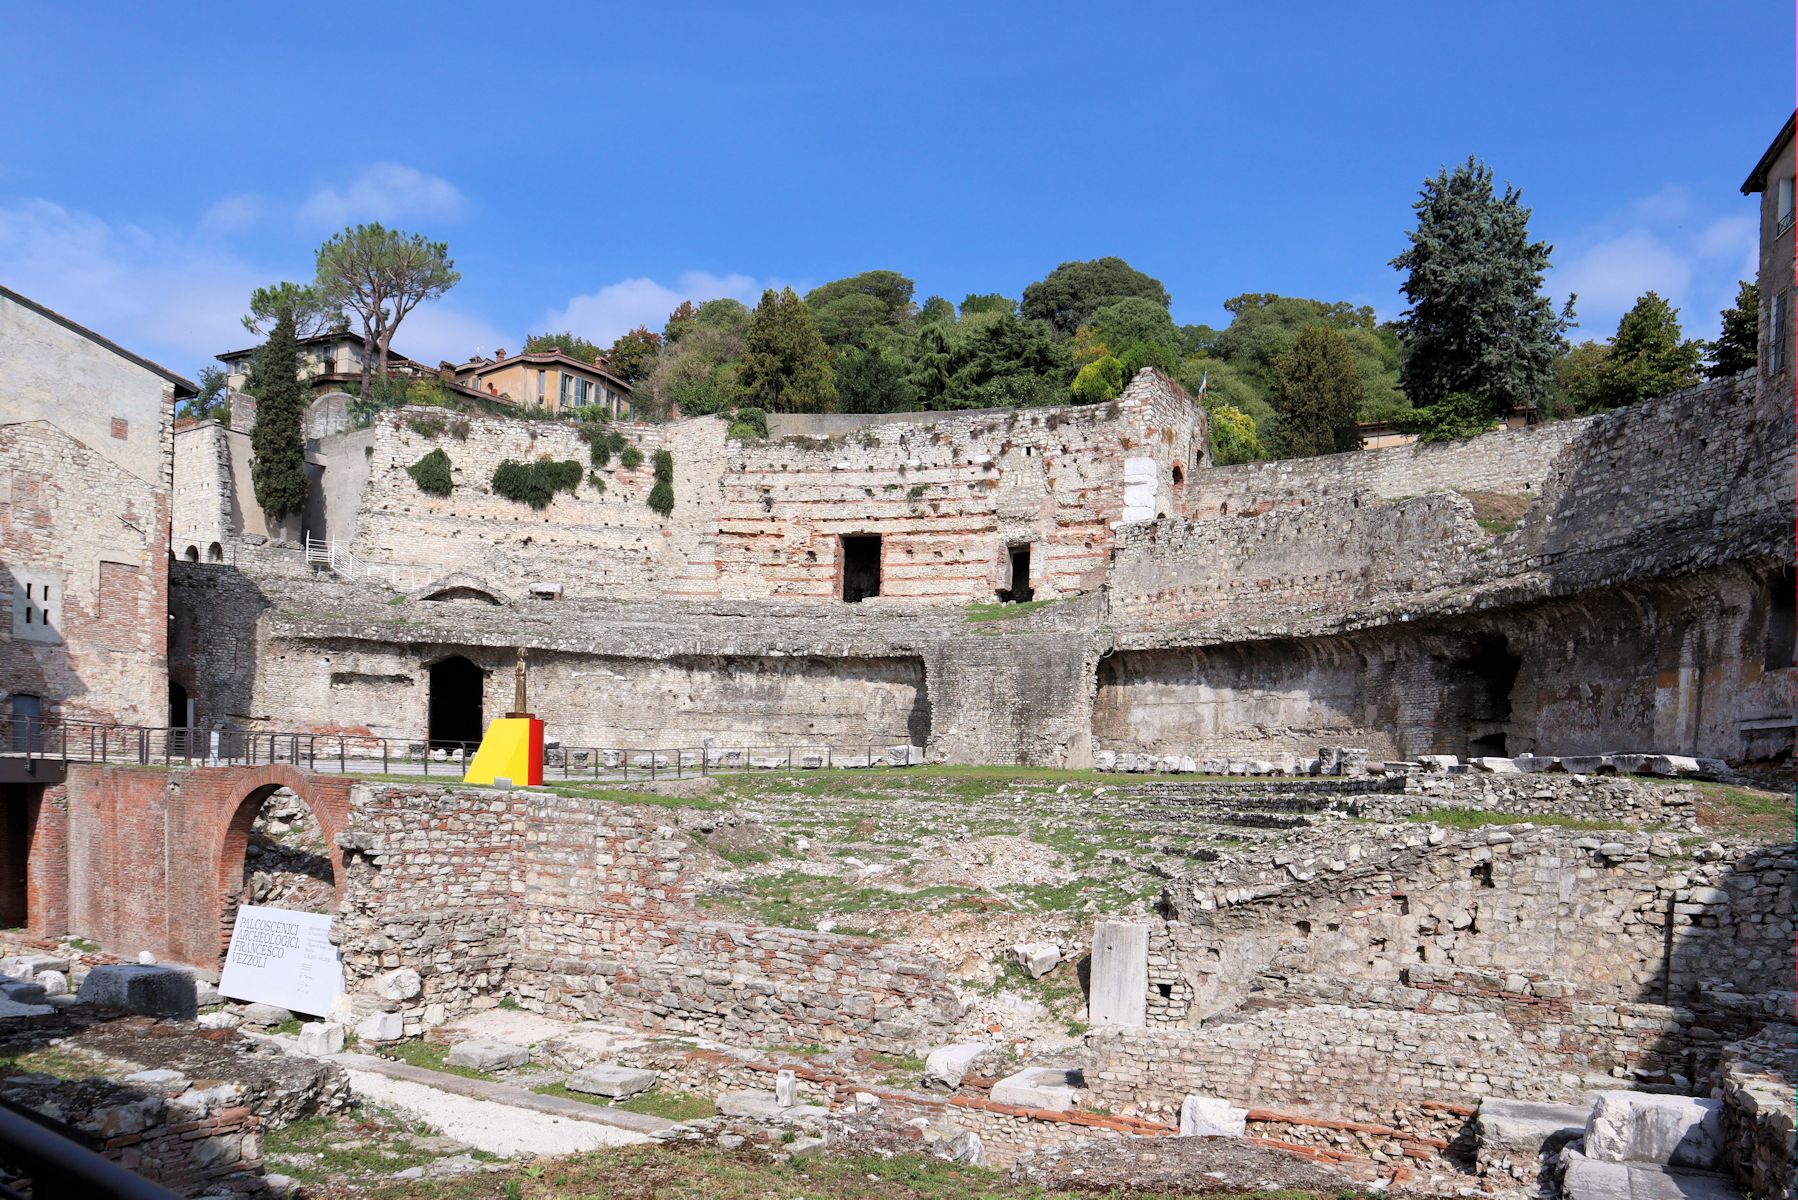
[0, 285, 1793, 1197]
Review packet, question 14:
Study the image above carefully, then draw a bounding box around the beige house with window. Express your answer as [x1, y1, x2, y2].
[215, 331, 390, 397]
[1741, 111, 1795, 388]
[453, 348, 634, 419]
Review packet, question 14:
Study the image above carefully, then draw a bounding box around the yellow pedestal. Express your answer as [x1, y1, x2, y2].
[463, 716, 543, 786]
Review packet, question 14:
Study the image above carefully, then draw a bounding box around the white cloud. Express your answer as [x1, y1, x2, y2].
[539, 270, 788, 345]
[0, 198, 265, 370]
[298, 163, 468, 229]
[1549, 191, 1762, 342]
[198, 193, 268, 236]
[392, 303, 514, 367]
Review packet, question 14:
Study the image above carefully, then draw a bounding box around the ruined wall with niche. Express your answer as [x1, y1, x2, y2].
[337, 370, 1201, 605]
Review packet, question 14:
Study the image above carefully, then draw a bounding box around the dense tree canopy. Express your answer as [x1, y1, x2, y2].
[606, 326, 662, 384]
[1266, 327, 1364, 458]
[523, 330, 606, 364]
[1021, 257, 1171, 337]
[1593, 292, 1702, 409]
[314, 223, 459, 393]
[1390, 158, 1568, 437]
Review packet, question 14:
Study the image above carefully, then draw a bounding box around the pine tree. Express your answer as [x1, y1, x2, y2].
[1267, 326, 1363, 458]
[738, 288, 837, 413]
[1391, 158, 1568, 435]
[246, 305, 309, 521]
[1596, 292, 1703, 408]
[1705, 281, 1759, 379]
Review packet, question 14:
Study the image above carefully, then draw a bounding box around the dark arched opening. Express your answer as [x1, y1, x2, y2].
[169, 679, 191, 756]
[207, 542, 224, 563]
[183, 545, 200, 562]
[428, 655, 486, 750]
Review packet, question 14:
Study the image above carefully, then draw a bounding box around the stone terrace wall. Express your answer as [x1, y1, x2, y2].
[335, 785, 964, 1049]
[510, 791, 962, 1050]
[1145, 825, 1795, 1025]
[334, 784, 521, 1026]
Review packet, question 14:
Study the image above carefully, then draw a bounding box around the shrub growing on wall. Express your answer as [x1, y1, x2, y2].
[491, 457, 583, 509]
[648, 449, 675, 516]
[407, 447, 454, 496]
[580, 423, 627, 466]
[619, 444, 644, 470]
[726, 406, 769, 441]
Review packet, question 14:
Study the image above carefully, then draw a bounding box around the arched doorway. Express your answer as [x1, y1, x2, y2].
[210, 765, 351, 963]
[169, 679, 192, 757]
[207, 542, 224, 563]
[428, 656, 486, 751]
[238, 787, 336, 914]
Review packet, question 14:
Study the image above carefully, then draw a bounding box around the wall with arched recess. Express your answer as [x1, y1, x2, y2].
[32, 764, 353, 966]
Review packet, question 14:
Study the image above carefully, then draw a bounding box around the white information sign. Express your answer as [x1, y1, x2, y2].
[219, 905, 345, 1016]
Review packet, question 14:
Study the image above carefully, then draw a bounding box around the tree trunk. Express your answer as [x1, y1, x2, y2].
[358, 319, 375, 396]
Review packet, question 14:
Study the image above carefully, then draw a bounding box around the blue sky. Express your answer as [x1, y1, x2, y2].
[0, 2, 1788, 379]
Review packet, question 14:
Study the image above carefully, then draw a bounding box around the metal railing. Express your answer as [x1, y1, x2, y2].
[0, 717, 921, 783]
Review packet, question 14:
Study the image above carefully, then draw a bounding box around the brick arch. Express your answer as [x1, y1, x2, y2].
[208, 765, 353, 961]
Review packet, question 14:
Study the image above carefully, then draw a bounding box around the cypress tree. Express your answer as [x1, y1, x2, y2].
[1705, 281, 1759, 379]
[738, 288, 837, 413]
[1391, 157, 1569, 435]
[246, 306, 309, 521]
[1267, 326, 1363, 457]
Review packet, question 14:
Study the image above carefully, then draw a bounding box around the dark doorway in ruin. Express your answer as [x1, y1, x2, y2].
[841, 535, 882, 603]
[998, 545, 1034, 603]
[1764, 566, 1795, 670]
[428, 655, 486, 749]
[169, 679, 192, 756]
[1459, 638, 1521, 757]
[0, 788, 31, 928]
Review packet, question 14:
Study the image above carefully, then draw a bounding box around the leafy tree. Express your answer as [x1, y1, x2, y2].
[805, 271, 917, 348]
[727, 406, 769, 440]
[407, 448, 454, 496]
[181, 365, 230, 423]
[314, 223, 459, 393]
[1594, 292, 1702, 408]
[1071, 355, 1125, 404]
[1390, 158, 1568, 435]
[1119, 340, 1178, 379]
[835, 345, 918, 413]
[1021, 257, 1171, 338]
[1205, 402, 1263, 465]
[916, 312, 1070, 409]
[1397, 391, 1499, 442]
[1266, 326, 1363, 458]
[1705, 281, 1759, 378]
[739, 288, 837, 412]
[1547, 340, 1611, 417]
[245, 303, 309, 521]
[1092, 297, 1178, 357]
[662, 300, 699, 344]
[959, 293, 1016, 318]
[694, 298, 752, 337]
[607, 326, 662, 384]
[917, 295, 956, 325]
[243, 281, 344, 339]
[1210, 295, 1403, 422]
[523, 330, 606, 363]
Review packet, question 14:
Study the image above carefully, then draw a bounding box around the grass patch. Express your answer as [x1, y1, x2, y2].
[1682, 780, 1793, 838]
[1406, 808, 1629, 832]
[976, 957, 1087, 1010]
[1458, 489, 1533, 536]
[375, 1040, 495, 1081]
[348, 1140, 1341, 1200]
[0, 1044, 113, 1080]
[530, 1082, 720, 1121]
[963, 599, 1054, 623]
[263, 1109, 447, 1188]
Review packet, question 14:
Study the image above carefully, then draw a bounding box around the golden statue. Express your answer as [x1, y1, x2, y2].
[512, 646, 529, 716]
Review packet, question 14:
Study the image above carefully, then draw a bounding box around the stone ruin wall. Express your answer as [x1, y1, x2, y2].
[1085, 821, 1795, 1129]
[1094, 374, 1795, 764]
[333, 783, 964, 1050]
[335, 370, 1200, 605]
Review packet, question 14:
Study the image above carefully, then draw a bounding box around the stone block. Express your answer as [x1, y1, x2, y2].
[356, 1011, 403, 1042]
[76, 965, 197, 1019]
[885, 744, 924, 767]
[775, 1069, 798, 1107]
[1179, 1094, 1248, 1136]
[1560, 755, 1612, 775]
[33, 970, 67, 998]
[1514, 754, 1560, 773]
[445, 1038, 529, 1071]
[924, 1043, 990, 1090]
[991, 1067, 1083, 1112]
[715, 1090, 828, 1122]
[1610, 754, 1650, 775]
[239, 1002, 293, 1027]
[1475, 1097, 1587, 1171]
[1585, 1090, 1722, 1169]
[1644, 755, 1702, 778]
[567, 1063, 658, 1099]
[0, 979, 46, 1004]
[1470, 756, 1521, 773]
[1010, 942, 1061, 979]
[1561, 1149, 1739, 1200]
[1418, 755, 1460, 772]
[0, 996, 54, 1018]
[2, 955, 69, 980]
[1091, 750, 1117, 771]
[377, 968, 422, 1001]
[297, 1022, 344, 1056]
[1089, 920, 1148, 1028]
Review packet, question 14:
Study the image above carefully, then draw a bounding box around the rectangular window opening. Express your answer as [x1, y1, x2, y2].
[840, 535, 882, 603]
[997, 544, 1034, 603]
